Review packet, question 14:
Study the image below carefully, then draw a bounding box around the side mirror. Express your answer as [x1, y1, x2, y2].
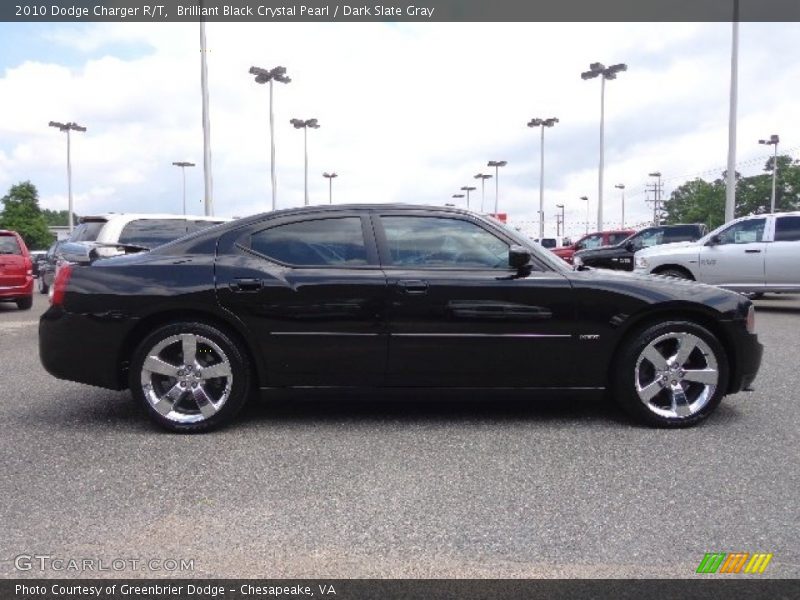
[509, 245, 532, 270]
[705, 234, 721, 246]
[625, 241, 635, 252]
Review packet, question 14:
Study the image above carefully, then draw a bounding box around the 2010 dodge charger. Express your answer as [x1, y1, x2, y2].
[39, 205, 763, 432]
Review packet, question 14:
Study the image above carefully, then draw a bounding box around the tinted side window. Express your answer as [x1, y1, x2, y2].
[381, 216, 509, 268]
[118, 219, 193, 248]
[580, 234, 604, 250]
[68, 221, 105, 242]
[0, 235, 22, 255]
[717, 218, 766, 245]
[250, 217, 367, 267]
[635, 229, 664, 249]
[606, 233, 627, 245]
[775, 216, 800, 242]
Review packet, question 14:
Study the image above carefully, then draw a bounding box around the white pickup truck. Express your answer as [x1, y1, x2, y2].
[633, 212, 800, 295]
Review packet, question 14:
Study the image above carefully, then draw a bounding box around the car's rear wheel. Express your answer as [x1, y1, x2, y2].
[16, 296, 33, 310]
[612, 321, 728, 427]
[130, 322, 250, 433]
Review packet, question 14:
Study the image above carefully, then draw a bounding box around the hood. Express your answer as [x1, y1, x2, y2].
[636, 240, 699, 258]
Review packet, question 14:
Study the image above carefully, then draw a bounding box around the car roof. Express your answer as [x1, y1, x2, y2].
[79, 213, 229, 223]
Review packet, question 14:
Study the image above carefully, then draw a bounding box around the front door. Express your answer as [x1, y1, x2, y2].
[373, 212, 575, 388]
[698, 217, 767, 289]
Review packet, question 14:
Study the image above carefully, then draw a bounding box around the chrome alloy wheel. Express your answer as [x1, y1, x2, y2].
[140, 333, 233, 424]
[634, 331, 719, 419]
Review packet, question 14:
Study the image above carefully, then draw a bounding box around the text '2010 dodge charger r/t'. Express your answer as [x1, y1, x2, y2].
[39, 205, 763, 432]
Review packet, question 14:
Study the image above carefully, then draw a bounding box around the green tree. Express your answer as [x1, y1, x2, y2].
[664, 177, 726, 229]
[663, 155, 800, 229]
[41, 208, 78, 227]
[0, 181, 54, 250]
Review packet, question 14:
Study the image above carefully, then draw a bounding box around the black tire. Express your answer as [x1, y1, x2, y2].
[612, 320, 729, 428]
[129, 321, 251, 433]
[39, 276, 49, 294]
[658, 267, 693, 280]
[16, 296, 33, 310]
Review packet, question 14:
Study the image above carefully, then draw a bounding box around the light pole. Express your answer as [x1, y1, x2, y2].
[580, 196, 589, 234]
[581, 61, 627, 230]
[322, 172, 337, 204]
[487, 160, 507, 214]
[555, 203, 565, 238]
[172, 161, 196, 215]
[290, 118, 320, 206]
[199, 8, 213, 217]
[725, 0, 740, 224]
[527, 117, 559, 241]
[474, 173, 492, 212]
[759, 134, 780, 213]
[48, 121, 86, 233]
[249, 65, 291, 211]
[615, 183, 625, 228]
[460, 186, 476, 210]
[451, 193, 465, 207]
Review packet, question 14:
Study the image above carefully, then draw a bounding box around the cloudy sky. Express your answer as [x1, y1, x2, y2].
[0, 20, 798, 238]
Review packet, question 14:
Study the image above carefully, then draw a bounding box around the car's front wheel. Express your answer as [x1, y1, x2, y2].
[613, 321, 729, 427]
[130, 322, 251, 433]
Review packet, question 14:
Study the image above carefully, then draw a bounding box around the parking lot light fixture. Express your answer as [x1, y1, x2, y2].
[759, 134, 780, 212]
[527, 117, 559, 241]
[48, 121, 86, 233]
[290, 118, 320, 206]
[555, 203, 565, 238]
[249, 65, 291, 211]
[172, 161, 196, 215]
[615, 183, 626, 227]
[322, 171, 338, 204]
[473, 173, 493, 212]
[460, 186, 476, 210]
[580, 196, 589, 234]
[487, 160, 508, 214]
[451, 193, 465, 207]
[581, 62, 627, 230]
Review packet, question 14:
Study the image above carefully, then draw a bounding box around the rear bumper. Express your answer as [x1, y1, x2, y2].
[39, 306, 131, 390]
[0, 277, 33, 300]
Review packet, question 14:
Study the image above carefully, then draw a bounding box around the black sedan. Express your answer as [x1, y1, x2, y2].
[40, 205, 762, 432]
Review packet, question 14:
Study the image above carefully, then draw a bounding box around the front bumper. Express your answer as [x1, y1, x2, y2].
[727, 328, 763, 394]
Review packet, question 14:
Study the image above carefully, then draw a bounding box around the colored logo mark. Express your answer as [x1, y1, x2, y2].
[696, 552, 773, 574]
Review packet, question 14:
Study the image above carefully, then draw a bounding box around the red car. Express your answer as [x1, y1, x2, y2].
[551, 229, 635, 264]
[0, 230, 34, 310]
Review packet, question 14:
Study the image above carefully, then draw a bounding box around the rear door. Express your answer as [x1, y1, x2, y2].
[766, 215, 800, 289]
[0, 233, 27, 287]
[698, 217, 767, 289]
[374, 211, 575, 388]
[215, 211, 388, 387]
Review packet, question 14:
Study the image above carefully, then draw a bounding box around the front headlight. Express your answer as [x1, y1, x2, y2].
[573, 255, 583, 267]
[635, 256, 649, 269]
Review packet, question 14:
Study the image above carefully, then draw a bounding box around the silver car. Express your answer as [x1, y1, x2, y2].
[633, 212, 800, 295]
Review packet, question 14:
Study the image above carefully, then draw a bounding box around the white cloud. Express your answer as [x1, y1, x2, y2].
[1, 21, 800, 239]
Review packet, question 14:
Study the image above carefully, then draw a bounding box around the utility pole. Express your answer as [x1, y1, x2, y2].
[646, 172, 663, 225]
[48, 121, 86, 233]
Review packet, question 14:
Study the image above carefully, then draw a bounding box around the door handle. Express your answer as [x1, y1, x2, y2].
[396, 280, 429, 295]
[744, 249, 762, 254]
[229, 278, 263, 292]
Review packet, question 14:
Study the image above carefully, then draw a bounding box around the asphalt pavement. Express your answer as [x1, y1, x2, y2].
[0, 291, 798, 578]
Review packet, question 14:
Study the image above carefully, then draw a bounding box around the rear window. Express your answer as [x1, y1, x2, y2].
[663, 225, 704, 242]
[118, 219, 223, 248]
[775, 216, 800, 242]
[0, 235, 22, 255]
[69, 220, 106, 242]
